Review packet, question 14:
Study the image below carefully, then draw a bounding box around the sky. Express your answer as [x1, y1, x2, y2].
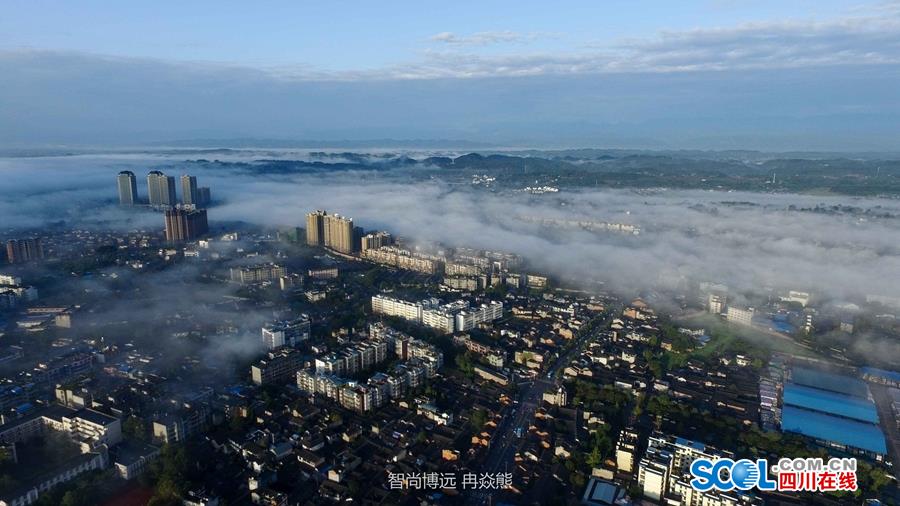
[2, 0, 900, 149]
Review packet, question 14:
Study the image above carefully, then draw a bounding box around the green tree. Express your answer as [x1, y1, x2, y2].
[570, 471, 586, 488]
[470, 408, 489, 430]
[455, 352, 475, 375]
[123, 416, 147, 441]
[60, 490, 89, 506]
[0, 475, 20, 494]
[586, 446, 602, 468]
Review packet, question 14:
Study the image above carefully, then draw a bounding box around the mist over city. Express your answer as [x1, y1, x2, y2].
[3, 2, 900, 506]
[3, 151, 900, 305]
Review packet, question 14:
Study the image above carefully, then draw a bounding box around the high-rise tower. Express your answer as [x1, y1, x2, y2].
[147, 171, 176, 206]
[181, 175, 198, 205]
[324, 214, 355, 254]
[117, 171, 138, 206]
[305, 210, 358, 253]
[6, 238, 44, 264]
[164, 208, 209, 241]
[306, 210, 326, 246]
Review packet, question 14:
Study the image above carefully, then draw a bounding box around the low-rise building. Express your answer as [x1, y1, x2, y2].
[726, 306, 755, 326]
[261, 316, 310, 349]
[113, 441, 160, 480]
[230, 264, 286, 284]
[0, 405, 121, 447]
[473, 364, 510, 386]
[152, 404, 210, 444]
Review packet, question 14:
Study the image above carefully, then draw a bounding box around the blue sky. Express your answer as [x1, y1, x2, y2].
[0, 0, 869, 70]
[2, 0, 899, 149]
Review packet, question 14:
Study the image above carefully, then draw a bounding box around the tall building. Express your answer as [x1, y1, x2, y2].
[180, 175, 198, 205]
[306, 210, 326, 246]
[117, 171, 138, 206]
[147, 171, 176, 206]
[615, 429, 640, 474]
[6, 238, 44, 264]
[164, 208, 209, 241]
[305, 210, 358, 253]
[196, 187, 211, 206]
[324, 214, 355, 253]
[638, 449, 671, 502]
[353, 226, 364, 252]
[147, 171, 163, 205]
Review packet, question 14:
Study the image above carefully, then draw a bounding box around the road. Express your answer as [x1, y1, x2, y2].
[465, 308, 619, 505]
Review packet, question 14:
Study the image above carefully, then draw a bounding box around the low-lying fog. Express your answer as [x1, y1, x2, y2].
[3, 152, 898, 305]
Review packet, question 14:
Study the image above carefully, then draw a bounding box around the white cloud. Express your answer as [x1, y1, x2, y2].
[428, 31, 549, 46]
[4, 6, 899, 82]
[406, 14, 900, 79]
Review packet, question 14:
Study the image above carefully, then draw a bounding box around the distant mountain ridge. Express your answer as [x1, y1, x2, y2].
[145, 138, 497, 149]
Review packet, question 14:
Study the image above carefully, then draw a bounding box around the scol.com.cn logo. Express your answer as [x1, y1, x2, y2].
[690, 457, 858, 493]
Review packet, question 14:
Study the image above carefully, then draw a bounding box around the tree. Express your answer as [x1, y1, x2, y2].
[229, 412, 249, 431]
[455, 352, 475, 376]
[60, 490, 89, 506]
[147, 495, 178, 506]
[570, 471, 586, 488]
[470, 408, 488, 430]
[627, 483, 643, 500]
[155, 476, 183, 501]
[0, 475, 19, 494]
[145, 443, 191, 505]
[123, 416, 147, 441]
[0, 446, 14, 466]
[586, 446, 602, 468]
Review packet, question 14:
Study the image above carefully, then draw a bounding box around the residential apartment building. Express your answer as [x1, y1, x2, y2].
[117, 171, 138, 205]
[230, 264, 286, 284]
[261, 316, 311, 349]
[251, 349, 303, 385]
[637, 433, 760, 506]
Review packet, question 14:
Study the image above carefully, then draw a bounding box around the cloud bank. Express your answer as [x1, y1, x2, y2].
[2, 152, 899, 306]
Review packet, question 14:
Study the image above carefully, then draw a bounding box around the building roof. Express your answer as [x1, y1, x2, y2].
[581, 478, 627, 506]
[72, 408, 119, 426]
[114, 440, 160, 466]
[0, 404, 75, 432]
